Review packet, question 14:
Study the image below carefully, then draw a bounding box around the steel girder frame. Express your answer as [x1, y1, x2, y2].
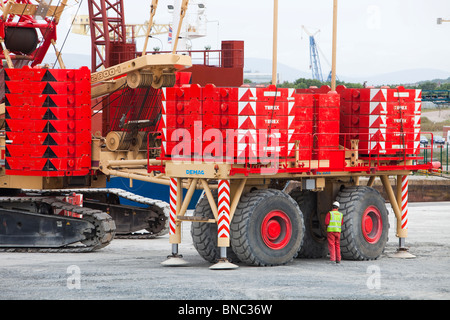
[87, 0, 127, 71]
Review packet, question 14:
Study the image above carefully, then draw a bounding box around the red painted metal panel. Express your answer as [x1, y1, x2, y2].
[5, 67, 92, 176]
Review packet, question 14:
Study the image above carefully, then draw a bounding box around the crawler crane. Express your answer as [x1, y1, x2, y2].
[0, 0, 190, 250]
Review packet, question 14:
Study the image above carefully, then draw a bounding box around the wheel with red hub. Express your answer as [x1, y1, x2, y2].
[337, 186, 390, 260]
[362, 206, 383, 244]
[261, 210, 292, 250]
[230, 189, 304, 266]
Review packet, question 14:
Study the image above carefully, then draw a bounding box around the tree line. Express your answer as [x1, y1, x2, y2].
[276, 78, 364, 89]
[244, 77, 450, 91]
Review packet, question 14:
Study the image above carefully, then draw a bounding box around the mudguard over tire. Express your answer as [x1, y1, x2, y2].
[230, 189, 304, 266]
[337, 186, 390, 260]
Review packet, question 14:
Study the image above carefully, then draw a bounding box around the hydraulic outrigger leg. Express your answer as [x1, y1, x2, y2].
[380, 175, 415, 259]
[161, 177, 241, 269]
[209, 179, 238, 270]
[161, 178, 188, 266]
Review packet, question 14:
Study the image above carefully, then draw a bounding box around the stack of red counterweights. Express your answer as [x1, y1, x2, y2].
[159, 84, 344, 167]
[4, 66, 92, 176]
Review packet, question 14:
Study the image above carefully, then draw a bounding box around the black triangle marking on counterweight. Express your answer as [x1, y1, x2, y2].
[5, 146, 10, 158]
[43, 134, 58, 146]
[4, 96, 10, 107]
[5, 109, 10, 119]
[42, 121, 57, 133]
[42, 70, 57, 82]
[5, 159, 10, 170]
[43, 83, 57, 94]
[5, 83, 10, 94]
[43, 146, 57, 158]
[43, 95, 57, 107]
[43, 108, 58, 120]
[43, 159, 57, 171]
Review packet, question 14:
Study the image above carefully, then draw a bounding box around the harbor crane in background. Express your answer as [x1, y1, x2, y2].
[73, 0, 207, 72]
[71, 14, 170, 45]
[302, 25, 337, 83]
[302, 25, 323, 82]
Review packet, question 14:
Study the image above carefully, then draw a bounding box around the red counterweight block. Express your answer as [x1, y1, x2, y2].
[160, 84, 204, 159]
[158, 87, 168, 157]
[311, 92, 343, 168]
[160, 84, 353, 166]
[4, 67, 92, 176]
[337, 86, 421, 156]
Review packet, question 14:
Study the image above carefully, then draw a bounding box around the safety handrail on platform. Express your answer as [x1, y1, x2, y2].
[136, 48, 244, 68]
[147, 130, 435, 177]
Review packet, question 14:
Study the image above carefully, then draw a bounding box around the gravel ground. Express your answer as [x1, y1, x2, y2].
[0, 202, 449, 303]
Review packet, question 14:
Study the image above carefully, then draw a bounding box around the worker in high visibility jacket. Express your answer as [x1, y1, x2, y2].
[325, 201, 343, 264]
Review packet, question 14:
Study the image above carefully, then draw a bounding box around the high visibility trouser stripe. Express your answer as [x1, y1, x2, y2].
[328, 226, 341, 231]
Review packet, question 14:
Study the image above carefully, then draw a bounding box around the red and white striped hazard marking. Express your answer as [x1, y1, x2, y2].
[218, 179, 231, 239]
[401, 176, 408, 229]
[169, 178, 177, 235]
[161, 88, 167, 154]
[369, 88, 387, 153]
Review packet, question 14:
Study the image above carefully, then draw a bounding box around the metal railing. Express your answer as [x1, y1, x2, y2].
[134, 48, 244, 68]
[149, 130, 434, 176]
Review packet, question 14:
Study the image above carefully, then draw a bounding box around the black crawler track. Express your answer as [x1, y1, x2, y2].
[0, 196, 116, 253]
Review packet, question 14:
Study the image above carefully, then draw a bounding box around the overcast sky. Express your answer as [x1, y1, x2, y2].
[58, 0, 450, 79]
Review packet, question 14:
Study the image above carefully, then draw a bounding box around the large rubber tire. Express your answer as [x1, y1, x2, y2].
[191, 193, 239, 263]
[289, 189, 328, 258]
[230, 189, 304, 266]
[337, 186, 390, 260]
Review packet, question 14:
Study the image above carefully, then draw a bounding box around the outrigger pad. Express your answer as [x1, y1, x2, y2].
[161, 254, 189, 266]
[209, 258, 239, 270]
[388, 248, 416, 259]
